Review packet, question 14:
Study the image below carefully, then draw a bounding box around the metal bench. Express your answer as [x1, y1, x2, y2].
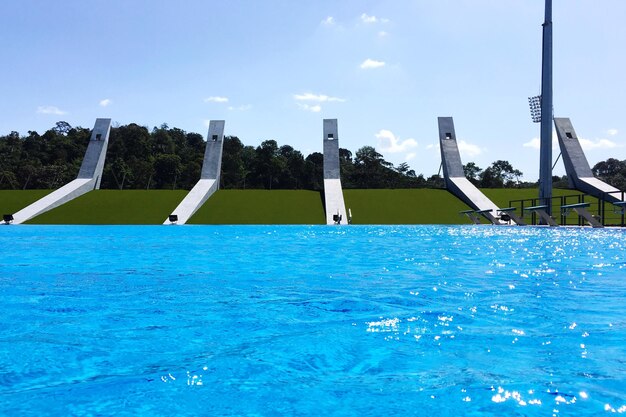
[561, 202, 603, 228]
[523, 205, 558, 227]
[459, 209, 482, 225]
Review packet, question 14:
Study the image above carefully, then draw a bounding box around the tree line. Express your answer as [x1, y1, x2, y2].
[2, 121, 622, 191]
[0, 122, 428, 190]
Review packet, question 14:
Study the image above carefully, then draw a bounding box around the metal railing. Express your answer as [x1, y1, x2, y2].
[509, 191, 625, 227]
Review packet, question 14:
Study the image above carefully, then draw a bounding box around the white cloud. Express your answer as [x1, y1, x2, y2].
[293, 93, 346, 103]
[521, 133, 617, 151]
[375, 129, 417, 153]
[99, 99, 112, 107]
[297, 103, 322, 113]
[360, 14, 390, 24]
[361, 13, 378, 23]
[522, 137, 541, 149]
[457, 140, 482, 157]
[360, 58, 385, 69]
[579, 137, 620, 150]
[523, 133, 560, 150]
[378, 31, 388, 38]
[204, 96, 229, 103]
[405, 152, 416, 161]
[321, 16, 335, 25]
[37, 106, 67, 115]
[425, 143, 437, 151]
[607, 129, 618, 136]
[227, 104, 252, 111]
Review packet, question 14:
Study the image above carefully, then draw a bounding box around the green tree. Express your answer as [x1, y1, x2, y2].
[479, 160, 523, 188]
[592, 158, 626, 190]
[463, 162, 482, 185]
[153, 154, 182, 189]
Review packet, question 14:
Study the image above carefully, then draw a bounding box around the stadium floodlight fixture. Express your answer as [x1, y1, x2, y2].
[528, 95, 542, 123]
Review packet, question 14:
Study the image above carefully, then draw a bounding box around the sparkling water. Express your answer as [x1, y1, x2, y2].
[1, 225, 625, 416]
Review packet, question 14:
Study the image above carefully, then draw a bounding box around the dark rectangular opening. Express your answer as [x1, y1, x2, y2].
[327, 133, 334, 139]
[566, 132, 573, 139]
[445, 133, 452, 140]
[212, 135, 218, 141]
[96, 133, 102, 140]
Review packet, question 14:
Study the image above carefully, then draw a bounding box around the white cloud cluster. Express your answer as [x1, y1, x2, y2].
[37, 106, 67, 115]
[607, 129, 618, 136]
[204, 96, 229, 103]
[375, 129, 417, 153]
[457, 140, 483, 157]
[228, 104, 252, 111]
[579, 138, 619, 150]
[321, 16, 334, 25]
[293, 93, 346, 103]
[522, 137, 541, 149]
[99, 99, 112, 107]
[360, 58, 385, 69]
[523, 134, 619, 151]
[360, 13, 377, 24]
[297, 104, 322, 113]
[294, 92, 345, 112]
[360, 14, 390, 24]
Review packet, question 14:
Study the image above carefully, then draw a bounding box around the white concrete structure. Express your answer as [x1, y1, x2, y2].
[164, 120, 225, 224]
[323, 119, 348, 225]
[12, 118, 111, 224]
[555, 118, 624, 203]
[438, 117, 517, 225]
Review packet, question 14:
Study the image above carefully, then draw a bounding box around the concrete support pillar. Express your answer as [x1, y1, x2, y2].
[323, 119, 348, 225]
[11, 118, 111, 224]
[164, 120, 225, 224]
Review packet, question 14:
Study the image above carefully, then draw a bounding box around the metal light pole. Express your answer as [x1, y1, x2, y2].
[539, 0, 553, 214]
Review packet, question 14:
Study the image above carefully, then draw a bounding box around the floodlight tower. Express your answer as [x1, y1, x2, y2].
[539, 0, 554, 214]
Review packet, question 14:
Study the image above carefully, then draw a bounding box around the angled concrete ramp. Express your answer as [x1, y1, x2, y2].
[438, 117, 509, 225]
[12, 118, 111, 224]
[323, 119, 348, 225]
[554, 118, 624, 203]
[164, 120, 225, 224]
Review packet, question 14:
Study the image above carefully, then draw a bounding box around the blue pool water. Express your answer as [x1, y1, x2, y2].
[0, 225, 625, 416]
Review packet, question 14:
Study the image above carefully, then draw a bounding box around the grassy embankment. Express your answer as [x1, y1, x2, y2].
[0, 190, 52, 215]
[0, 188, 588, 225]
[0, 190, 187, 224]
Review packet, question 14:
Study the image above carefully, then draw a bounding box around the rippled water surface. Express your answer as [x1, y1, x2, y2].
[1, 225, 625, 416]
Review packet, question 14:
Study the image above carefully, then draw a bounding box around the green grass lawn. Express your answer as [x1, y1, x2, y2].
[1, 187, 604, 225]
[344, 189, 469, 224]
[24, 190, 188, 224]
[0, 190, 52, 215]
[188, 190, 325, 224]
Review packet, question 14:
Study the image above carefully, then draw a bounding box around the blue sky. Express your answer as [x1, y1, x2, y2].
[1, 1, 624, 181]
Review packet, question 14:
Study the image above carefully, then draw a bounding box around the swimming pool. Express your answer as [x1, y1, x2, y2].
[1, 225, 624, 416]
